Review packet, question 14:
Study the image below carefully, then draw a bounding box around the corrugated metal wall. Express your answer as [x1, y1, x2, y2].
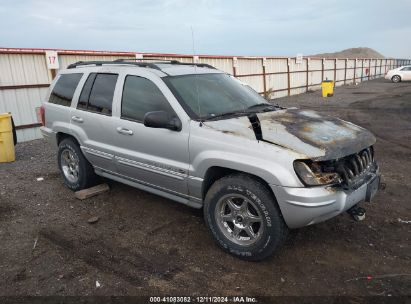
[0, 48, 408, 142]
[0, 53, 53, 141]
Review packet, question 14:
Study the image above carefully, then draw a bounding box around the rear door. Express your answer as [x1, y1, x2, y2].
[112, 73, 190, 196]
[70, 71, 119, 173]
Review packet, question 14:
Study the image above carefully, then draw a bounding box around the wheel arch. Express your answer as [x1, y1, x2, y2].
[201, 166, 277, 203]
[56, 132, 80, 147]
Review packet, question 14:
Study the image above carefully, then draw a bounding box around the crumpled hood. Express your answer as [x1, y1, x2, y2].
[204, 108, 376, 161]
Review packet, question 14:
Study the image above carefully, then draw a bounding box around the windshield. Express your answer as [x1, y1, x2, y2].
[164, 73, 269, 119]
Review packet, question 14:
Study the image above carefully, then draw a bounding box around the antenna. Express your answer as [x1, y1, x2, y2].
[191, 25, 196, 58]
[191, 25, 201, 117]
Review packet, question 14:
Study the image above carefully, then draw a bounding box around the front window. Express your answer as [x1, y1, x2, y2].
[164, 73, 270, 120]
[121, 75, 175, 122]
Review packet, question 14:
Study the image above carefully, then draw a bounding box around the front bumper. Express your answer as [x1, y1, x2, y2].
[271, 172, 380, 229]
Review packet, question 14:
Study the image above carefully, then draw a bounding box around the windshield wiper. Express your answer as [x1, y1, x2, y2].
[246, 103, 278, 112]
[203, 111, 248, 121]
[202, 104, 281, 121]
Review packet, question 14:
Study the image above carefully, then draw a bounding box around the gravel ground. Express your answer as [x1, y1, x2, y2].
[0, 78, 410, 297]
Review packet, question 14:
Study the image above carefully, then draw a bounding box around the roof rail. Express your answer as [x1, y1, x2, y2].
[170, 61, 216, 69]
[114, 58, 216, 69]
[66, 60, 162, 71]
[113, 58, 181, 64]
[66, 59, 216, 71]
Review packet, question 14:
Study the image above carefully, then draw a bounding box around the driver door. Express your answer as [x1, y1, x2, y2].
[112, 73, 190, 197]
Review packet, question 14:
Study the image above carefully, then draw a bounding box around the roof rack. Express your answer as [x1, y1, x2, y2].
[67, 59, 216, 71]
[67, 60, 162, 70]
[113, 58, 181, 64]
[114, 58, 216, 69]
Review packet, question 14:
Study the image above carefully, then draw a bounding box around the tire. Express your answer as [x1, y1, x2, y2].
[392, 75, 401, 83]
[57, 138, 98, 191]
[204, 174, 289, 261]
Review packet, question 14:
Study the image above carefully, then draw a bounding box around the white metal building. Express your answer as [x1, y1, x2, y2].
[0, 47, 409, 142]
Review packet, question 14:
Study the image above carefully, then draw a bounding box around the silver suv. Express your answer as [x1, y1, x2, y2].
[40, 59, 381, 260]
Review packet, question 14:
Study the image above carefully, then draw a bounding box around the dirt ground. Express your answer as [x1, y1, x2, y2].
[0, 78, 410, 297]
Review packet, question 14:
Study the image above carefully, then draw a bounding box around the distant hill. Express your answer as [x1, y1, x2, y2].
[312, 47, 385, 59]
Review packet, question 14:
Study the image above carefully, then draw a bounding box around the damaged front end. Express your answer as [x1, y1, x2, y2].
[204, 107, 380, 191]
[202, 107, 382, 228]
[294, 146, 378, 190]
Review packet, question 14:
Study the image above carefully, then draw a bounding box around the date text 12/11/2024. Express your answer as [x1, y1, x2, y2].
[149, 296, 257, 303]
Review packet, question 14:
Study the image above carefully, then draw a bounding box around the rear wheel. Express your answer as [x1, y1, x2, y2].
[392, 75, 401, 83]
[204, 174, 288, 261]
[58, 138, 98, 191]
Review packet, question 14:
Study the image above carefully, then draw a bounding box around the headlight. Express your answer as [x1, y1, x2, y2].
[294, 160, 341, 186]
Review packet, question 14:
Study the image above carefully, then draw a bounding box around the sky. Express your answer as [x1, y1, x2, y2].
[0, 0, 410, 58]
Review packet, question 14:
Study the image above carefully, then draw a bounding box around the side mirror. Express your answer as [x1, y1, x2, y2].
[143, 111, 182, 131]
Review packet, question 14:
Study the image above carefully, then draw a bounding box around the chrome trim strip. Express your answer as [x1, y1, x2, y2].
[115, 156, 186, 181]
[81, 147, 113, 160]
[285, 199, 336, 207]
[188, 176, 204, 182]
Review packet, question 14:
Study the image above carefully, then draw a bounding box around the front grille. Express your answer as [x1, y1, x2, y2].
[336, 147, 376, 189]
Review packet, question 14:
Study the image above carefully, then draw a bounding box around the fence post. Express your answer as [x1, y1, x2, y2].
[360, 59, 364, 82]
[344, 59, 347, 85]
[374, 59, 377, 77]
[334, 59, 337, 83]
[232, 57, 237, 76]
[262, 58, 267, 97]
[287, 58, 291, 96]
[321, 58, 325, 81]
[306, 58, 309, 92]
[353, 59, 357, 83]
[379, 59, 382, 76]
[50, 69, 57, 79]
[368, 58, 371, 80]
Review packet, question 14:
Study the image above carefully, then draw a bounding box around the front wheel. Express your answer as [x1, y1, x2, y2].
[204, 174, 289, 261]
[392, 75, 401, 83]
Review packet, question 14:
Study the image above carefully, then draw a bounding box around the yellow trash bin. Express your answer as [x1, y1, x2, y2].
[0, 113, 15, 163]
[321, 80, 335, 97]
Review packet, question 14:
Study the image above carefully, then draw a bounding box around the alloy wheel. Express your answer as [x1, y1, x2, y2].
[60, 149, 80, 183]
[215, 194, 264, 246]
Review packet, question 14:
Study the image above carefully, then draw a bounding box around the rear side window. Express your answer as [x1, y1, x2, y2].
[121, 75, 174, 122]
[49, 73, 83, 106]
[77, 73, 118, 115]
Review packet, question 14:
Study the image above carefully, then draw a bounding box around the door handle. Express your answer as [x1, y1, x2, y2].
[116, 127, 133, 135]
[71, 116, 83, 123]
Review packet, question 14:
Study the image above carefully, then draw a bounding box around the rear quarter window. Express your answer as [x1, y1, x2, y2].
[49, 73, 83, 106]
